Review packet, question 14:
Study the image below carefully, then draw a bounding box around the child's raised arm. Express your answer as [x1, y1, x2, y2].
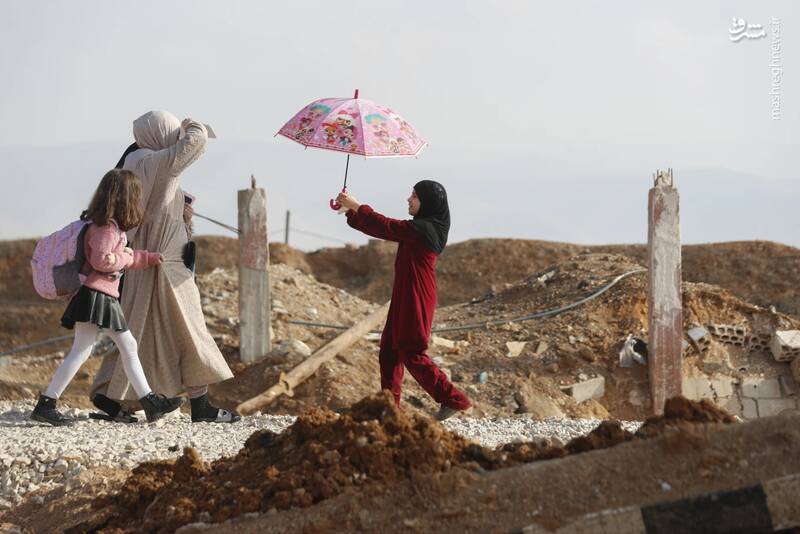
[344, 201, 420, 243]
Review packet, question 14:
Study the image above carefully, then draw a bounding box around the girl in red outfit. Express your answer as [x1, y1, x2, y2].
[337, 180, 471, 420]
[31, 170, 183, 426]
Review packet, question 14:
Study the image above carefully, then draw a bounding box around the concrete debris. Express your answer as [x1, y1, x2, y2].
[562, 376, 605, 403]
[506, 341, 527, 358]
[740, 377, 782, 399]
[535, 270, 556, 286]
[276, 339, 312, 358]
[687, 326, 711, 354]
[770, 330, 800, 362]
[619, 335, 647, 367]
[431, 335, 456, 349]
[757, 398, 798, 417]
[707, 323, 749, 348]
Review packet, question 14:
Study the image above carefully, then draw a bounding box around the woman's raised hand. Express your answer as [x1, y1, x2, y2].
[183, 202, 194, 224]
[336, 191, 361, 212]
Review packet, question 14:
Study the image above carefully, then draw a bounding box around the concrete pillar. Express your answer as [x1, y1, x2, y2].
[647, 169, 682, 414]
[238, 175, 271, 362]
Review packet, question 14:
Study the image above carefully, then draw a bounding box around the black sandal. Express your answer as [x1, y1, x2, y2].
[90, 393, 139, 423]
[190, 393, 241, 423]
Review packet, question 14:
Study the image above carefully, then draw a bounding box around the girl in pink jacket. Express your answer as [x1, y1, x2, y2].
[31, 169, 184, 426]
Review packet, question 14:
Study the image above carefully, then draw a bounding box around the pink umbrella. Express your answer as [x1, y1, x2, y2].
[277, 89, 426, 209]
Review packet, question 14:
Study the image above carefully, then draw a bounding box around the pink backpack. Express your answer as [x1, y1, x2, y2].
[31, 220, 90, 300]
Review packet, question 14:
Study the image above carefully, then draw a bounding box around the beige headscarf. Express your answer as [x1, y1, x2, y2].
[133, 110, 181, 151]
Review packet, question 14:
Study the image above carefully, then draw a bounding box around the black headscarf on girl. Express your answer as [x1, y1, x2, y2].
[115, 142, 142, 169]
[410, 180, 450, 255]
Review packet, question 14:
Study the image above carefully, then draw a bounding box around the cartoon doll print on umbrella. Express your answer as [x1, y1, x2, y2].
[277, 89, 427, 209]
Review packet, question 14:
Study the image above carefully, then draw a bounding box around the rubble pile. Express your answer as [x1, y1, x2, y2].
[193, 253, 800, 422]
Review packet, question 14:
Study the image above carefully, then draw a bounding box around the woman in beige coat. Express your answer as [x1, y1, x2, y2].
[90, 110, 238, 423]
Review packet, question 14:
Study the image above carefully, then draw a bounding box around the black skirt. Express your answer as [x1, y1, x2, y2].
[61, 286, 128, 332]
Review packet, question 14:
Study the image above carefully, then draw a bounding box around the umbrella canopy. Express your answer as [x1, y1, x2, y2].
[277, 91, 426, 158]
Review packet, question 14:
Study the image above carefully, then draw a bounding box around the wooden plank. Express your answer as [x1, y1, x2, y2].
[237, 302, 390, 415]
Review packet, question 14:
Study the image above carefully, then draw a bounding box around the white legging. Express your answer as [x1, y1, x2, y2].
[44, 322, 152, 400]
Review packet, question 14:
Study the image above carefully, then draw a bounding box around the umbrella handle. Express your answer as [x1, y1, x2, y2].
[329, 187, 347, 211]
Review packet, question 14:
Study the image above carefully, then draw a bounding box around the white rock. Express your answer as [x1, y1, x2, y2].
[506, 341, 527, 358]
[51, 459, 68, 474]
[431, 335, 456, 349]
[277, 339, 312, 357]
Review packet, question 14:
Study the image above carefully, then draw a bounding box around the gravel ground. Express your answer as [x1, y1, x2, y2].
[0, 401, 640, 510]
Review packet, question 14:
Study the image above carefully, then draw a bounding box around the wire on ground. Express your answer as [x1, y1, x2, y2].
[1, 269, 645, 359]
[284, 268, 647, 335]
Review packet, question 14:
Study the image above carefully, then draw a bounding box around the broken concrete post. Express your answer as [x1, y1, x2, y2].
[647, 169, 683, 414]
[238, 176, 271, 363]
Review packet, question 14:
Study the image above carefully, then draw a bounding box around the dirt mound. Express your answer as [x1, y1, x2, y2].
[73, 392, 734, 533]
[635, 396, 736, 439]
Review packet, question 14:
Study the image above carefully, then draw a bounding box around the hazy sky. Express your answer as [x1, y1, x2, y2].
[1, 1, 797, 250]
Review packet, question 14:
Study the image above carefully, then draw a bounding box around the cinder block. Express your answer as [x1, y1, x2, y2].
[566, 376, 605, 403]
[708, 323, 750, 347]
[740, 377, 782, 399]
[742, 398, 758, 419]
[771, 330, 800, 362]
[749, 332, 772, 354]
[779, 375, 799, 396]
[756, 398, 797, 417]
[687, 326, 711, 353]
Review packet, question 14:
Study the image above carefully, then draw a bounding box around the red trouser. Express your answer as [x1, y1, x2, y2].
[379, 346, 472, 410]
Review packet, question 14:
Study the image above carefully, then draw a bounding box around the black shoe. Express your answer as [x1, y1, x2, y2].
[190, 393, 241, 423]
[139, 393, 184, 423]
[31, 394, 74, 426]
[90, 393, 138, 423]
